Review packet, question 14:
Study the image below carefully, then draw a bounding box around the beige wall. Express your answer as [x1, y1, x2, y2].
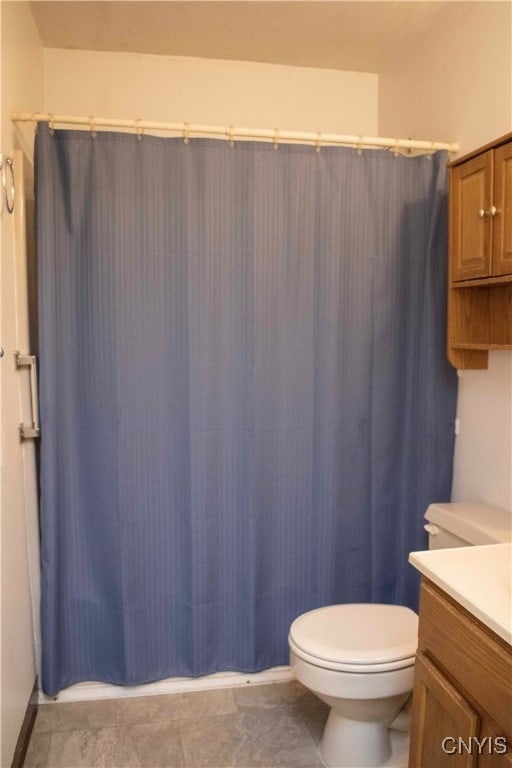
[1, 1, 42, 158]
[0, 1, 43, 764]
[379, 1, 511, 152]
[43, 48, 378, 136]
[379, 1, 512, 512]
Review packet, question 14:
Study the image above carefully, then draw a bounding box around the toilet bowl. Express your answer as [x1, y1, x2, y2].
[289, 603, 418, 768]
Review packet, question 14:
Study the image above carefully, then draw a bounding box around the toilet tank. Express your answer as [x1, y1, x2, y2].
[424, 503, 512, 550]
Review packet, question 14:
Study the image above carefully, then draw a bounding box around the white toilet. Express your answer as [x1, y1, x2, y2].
[289, 603, 417, 768]
[289, 502, 511, 768]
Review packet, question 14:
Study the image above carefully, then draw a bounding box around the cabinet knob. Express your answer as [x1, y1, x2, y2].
[478, 206, 498, 218]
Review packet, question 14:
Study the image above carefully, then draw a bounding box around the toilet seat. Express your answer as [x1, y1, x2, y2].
[289, 603, 418, 673]
[289, 636, 415, 673]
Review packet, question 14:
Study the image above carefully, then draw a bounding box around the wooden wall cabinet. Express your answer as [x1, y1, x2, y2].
[448, 133, 512, 369]
[409, 580, 512, 767]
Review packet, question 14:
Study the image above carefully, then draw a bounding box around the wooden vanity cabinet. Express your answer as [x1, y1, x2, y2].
[409, 579, 512, 768]
[448, 133, 512, 369]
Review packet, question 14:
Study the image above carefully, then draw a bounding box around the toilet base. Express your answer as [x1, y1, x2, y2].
[384, 730, 409, 768]
[320, 722, 409, 768]
[320, 709, 409, 768]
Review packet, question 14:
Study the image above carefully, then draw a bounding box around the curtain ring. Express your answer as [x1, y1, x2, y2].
[32, 113, 38, 135]
[315, 132, 322, 153]
[427, 141, 435, 160]
[273, 129, 279, 151]
[89, 115, 97, 138]
[393, 139, 400, 157]
[135, 119, 144, 141]
[226, 125, 235, 148]
[183, 122, 190, 144]
[2, 156, 15, 214]
[48, 113, 55, 135]
[356, 135, 363, 156]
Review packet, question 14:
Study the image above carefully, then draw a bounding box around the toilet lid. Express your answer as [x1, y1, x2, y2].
[289, 604, 418, 667]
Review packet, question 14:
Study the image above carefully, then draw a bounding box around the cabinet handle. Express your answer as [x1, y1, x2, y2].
[478, 206, 498, 218]
[15, 351, 40, 439]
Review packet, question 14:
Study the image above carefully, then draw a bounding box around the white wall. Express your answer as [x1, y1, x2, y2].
[43, 48, 378, 136]
[379, 1, 512, 512]
[0, 1, 43, 764]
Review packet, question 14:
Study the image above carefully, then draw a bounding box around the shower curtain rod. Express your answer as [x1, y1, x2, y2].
[11, 111, 459, 154]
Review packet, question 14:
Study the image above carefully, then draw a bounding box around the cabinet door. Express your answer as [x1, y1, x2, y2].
[492, 141, 512, 276]
[451, 151, 493, 281]
[409, 652, 479, 768]
[477, 715, 512, 767]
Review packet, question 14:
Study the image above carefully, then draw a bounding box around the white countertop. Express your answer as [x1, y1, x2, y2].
[409, 543, 512, 646]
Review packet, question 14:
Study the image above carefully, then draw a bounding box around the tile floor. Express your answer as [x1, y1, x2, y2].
[24, 681, 329, 768]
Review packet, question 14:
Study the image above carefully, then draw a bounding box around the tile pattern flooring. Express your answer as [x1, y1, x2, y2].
[24, 681, 329, 767]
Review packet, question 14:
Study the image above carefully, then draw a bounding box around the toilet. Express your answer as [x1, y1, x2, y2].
[289, 603, 417, 768]
[289, 502, 511, 768]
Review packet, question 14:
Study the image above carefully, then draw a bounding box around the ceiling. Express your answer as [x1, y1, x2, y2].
[29, 1, 454, 73]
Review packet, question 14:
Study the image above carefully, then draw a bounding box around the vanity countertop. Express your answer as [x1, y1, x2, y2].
[409, 543, 512, 646]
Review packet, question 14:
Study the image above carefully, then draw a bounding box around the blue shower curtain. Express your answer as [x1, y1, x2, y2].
[36, 124, 456, 696]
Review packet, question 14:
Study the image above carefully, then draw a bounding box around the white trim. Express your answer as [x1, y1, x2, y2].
[11, 111, 459, 154]
[38, 666, 294, 704]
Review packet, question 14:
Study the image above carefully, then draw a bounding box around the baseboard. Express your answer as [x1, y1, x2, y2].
[11, 678, 38, 768]
[39, 666, 294, 704]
